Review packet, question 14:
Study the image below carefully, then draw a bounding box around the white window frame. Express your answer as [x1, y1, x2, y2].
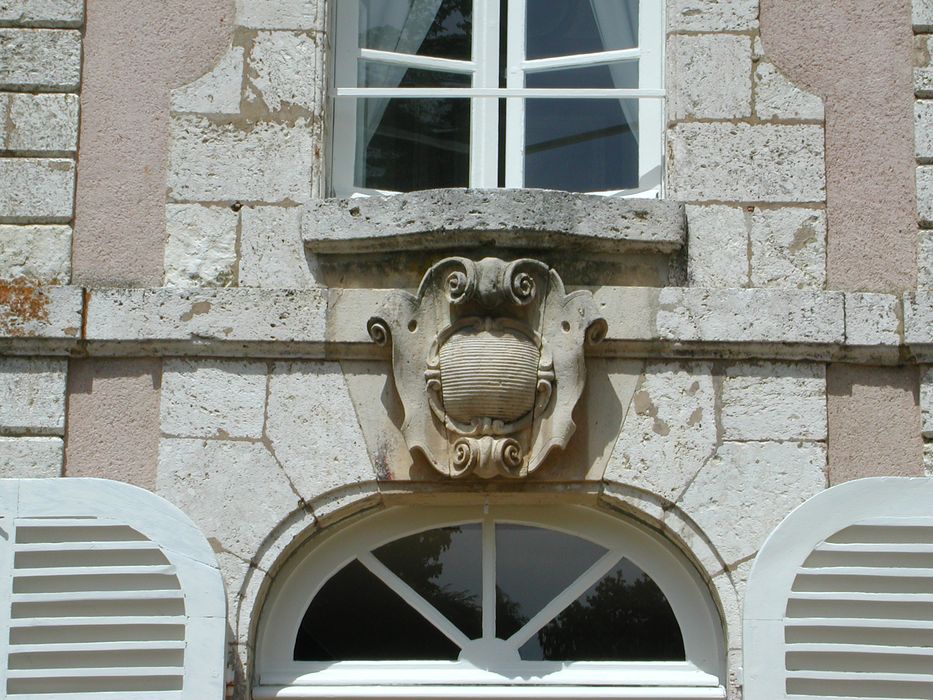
[330, 0, 665, 198]
[254, 505, 725, 699]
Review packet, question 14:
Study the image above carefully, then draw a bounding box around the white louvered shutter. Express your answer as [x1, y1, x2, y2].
[0, 478, 226, 699]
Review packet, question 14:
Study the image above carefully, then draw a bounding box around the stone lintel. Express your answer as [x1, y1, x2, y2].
[302, 189, 686, 255]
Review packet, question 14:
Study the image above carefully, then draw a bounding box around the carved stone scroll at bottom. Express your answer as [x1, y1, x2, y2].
[369, 256, 605, 479]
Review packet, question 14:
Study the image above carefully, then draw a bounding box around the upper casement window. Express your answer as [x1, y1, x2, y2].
[331, 0, 665, 198]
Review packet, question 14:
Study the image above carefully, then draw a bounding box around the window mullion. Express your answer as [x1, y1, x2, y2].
[504, 0, 526, 188]
[331, 0, 360, 195]
[637, 0, 665, 194]
[481, 512, 496, 640]
[470, 0, 500, 188]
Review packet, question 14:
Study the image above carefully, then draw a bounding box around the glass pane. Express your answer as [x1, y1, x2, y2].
[360, 0, 472, 61]
[360, 62, 472, 88]
[524, 98, 639, 192]
[495, 524, 606, 641]
[519, 558, 686, 661]
[526, 0, 638, 60]
[373, 525, 482, 640]
[294, 559, 461, 661]
[356, 98, 470, 191]
[525, 62, 638, 90]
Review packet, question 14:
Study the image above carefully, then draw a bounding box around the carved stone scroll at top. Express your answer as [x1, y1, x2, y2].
[369, 256, 606, 479]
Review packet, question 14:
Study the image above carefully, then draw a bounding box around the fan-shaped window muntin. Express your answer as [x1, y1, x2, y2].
[256, 505, 725, 693]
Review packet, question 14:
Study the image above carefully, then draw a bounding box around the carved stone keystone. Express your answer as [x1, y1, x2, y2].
[369, 257, 607, 479]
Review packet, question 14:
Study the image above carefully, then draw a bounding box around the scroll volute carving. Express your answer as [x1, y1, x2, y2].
[369, 257, 606, 479]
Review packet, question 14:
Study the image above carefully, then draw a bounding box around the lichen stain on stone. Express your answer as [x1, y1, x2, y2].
[687, 407, 704, 427]
[633, 390, 656, 416]
[652, 418, 671, 436]
[789, 220, 818, 253]
[0, 278, 50, 336]
[180, 300, 212, 321]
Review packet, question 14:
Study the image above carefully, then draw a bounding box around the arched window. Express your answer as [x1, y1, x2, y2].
[331, 0, 664, 197]
[255, 505, 725, 699]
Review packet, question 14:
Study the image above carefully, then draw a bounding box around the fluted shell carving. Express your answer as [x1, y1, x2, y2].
[369, 256, 604, 479]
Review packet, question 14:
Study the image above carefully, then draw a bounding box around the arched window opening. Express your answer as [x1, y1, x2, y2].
[256, 505, 725, 699]
[331, 0, 664, 197]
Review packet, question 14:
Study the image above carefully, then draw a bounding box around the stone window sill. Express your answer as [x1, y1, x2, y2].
[302, 189, 685, 255]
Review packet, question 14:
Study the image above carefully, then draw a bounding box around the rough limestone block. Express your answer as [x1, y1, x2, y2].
[168, 115, 316, 203]
[922, 366, 933, 438]
[916, 37, 933, 98]
[925, 442, 933, 476]
[266, 361, 375, 499]
[916, 0, 933, 31]
[240, 205, 317, 287]
[668, 123, 825, 202]
[657, 288, 844, 344]
[845, 293, 901, 347]
[161, 359, 268, 439]
[678, 441, 826, 564]
[921, 230, 933, 290]
[604, 362, 717, 502]
[749, 207, 826, 289]
[919, 166, 933, 227]
[163, 204, 239, 287]
[0, 283, 81, 339]
[235, 0, 322, 30]
[906, 291, 933, 345]
[171, 46, 244, 115]
[157, 438, 300, 560]
[666, 0, 758, 31]
[668, 34, 751, 121]
[721, 362, 826, 441]
[754, 62, 824, 121]
[0, 224, 71, 282]
[0, 356, 66, 434]
[248, 31, 322, 112]
[0, 436, 61, 477]
[6, 92, 78, 152]
[685, 205, 748, 287]
[0, 0, 82, 26]
[0, 157, 74, 222]
[917, 101, 933, 161]
[86, 288, 326, 345]
[0, 29, 80, 89]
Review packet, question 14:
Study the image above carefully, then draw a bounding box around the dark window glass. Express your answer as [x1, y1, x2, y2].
[525, 63, 638, 90]
[360, 0, 472, 61]
[373, 525, 482, 640]
[524, 98, 638, 192]
[526, 0, 638, 60]
[521, 558, 686, 661]
[495, 524, 606, 640]
[361, 64, 472, 89]
[294, 559, 461, 661]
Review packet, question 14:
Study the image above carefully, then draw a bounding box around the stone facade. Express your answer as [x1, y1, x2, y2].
[0, 0, 928, 698]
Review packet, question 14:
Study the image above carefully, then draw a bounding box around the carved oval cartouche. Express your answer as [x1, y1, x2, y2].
[438, 328, 540, 423]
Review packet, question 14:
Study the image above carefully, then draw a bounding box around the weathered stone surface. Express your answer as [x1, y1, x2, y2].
[235, 0, 322, 29]
[685, 205, 748, 287]
[157, 438, 300, 560]
[161, 359, 268, 439]
[171, 46, 244, 115]
[604, 362, 718, 502]
[922, 366, 933, 438]
[721, 362, 826, 441]
[845, 293, 901, 347]
[163, 204, 238, 287]
[916, 0, 933, 31]
[666, 0, 758, 31]
[668, 34, 751, 120]
[0, 158, 74, 222]
[0, 356, 65, 434]
[925, 442, 933, 476]
[266, 361, 374, 498]
[920, 230, 933, 290]
[678, 441, 826, 564]
[905, 292, 933, 346]
[0, 0, 82, 26]
[303, 189, 686, 254]
[657, 288, 844, 344]
[0, 283, 81, 339]
[749, 207, 826, 289]
[918, 166, 933, 226]
[240, 205, 317, 287]
[918, 101, 933, 162]
[248, 31, 322, 112]
[0, 28, 80, 89]
[0, 224, 70, 282]
[86, 288, 326, 347]
[668, 123, 825, 202]
[6, 92, 78, 152]
[916, 37, 933, 98]
[0, 436, 61, 477]
[168, 115, 317, 203]
[754, 62, 824, 121]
